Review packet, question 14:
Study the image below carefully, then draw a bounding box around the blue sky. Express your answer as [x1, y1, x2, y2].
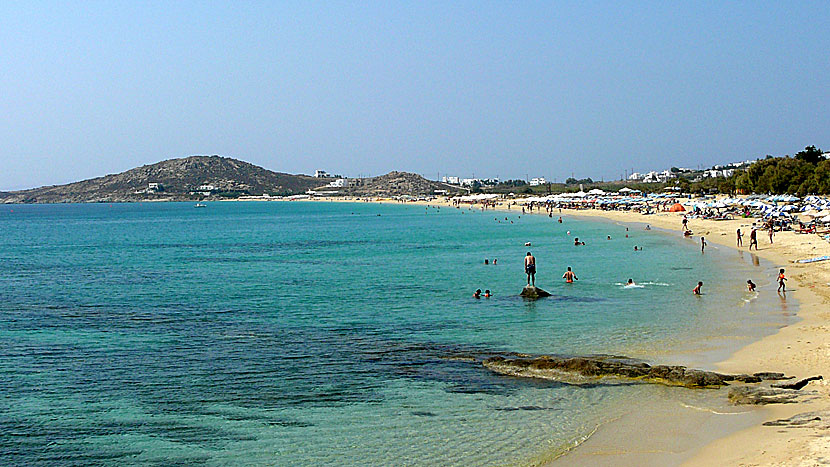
[1, 1, 828, 190]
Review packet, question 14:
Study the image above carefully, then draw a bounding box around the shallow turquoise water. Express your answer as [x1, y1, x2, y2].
[0, 202, 790, 465]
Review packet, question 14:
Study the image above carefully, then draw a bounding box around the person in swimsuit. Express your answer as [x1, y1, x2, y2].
[562, 267, 578, 283]
[768, 225, 774, 244]
[749, 228, 758, 250]
[777, 269, 787, 292]
[682, 216, 688, 230]
[627, 278, 635, 286]
[473, 289, 481, 299]
[736, 228, 743, 247]
[700, 236, 707, 252]
[692, 281, 703, 295]
[525, 252, 536, 286]
[746, 280, 756, 292]
[484, 289, 491, 298]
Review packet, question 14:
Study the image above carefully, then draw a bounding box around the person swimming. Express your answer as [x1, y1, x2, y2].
[484, 258, 489, 265]
[473, 289, 481, 299]
[627, 278, 634, 286]
[633, 246, 639, 251]
[493, 258, 497, 265]
[558, 217, 563, 223]
[746, 279, 756, 292]
[562, 267, 578, 283]
[692, 281, 703, 295]
[777, 269, 787, 292]
[645, 225, 651, 230]
[607, 235, 611, 240]
[484, 289, 491, 298]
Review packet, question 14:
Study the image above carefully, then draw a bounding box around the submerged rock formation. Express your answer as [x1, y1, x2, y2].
[520, 286, 552, 299]
[482, 354, 785, 389]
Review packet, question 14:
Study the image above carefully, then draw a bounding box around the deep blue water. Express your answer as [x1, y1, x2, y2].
[0, 202, 789, 465]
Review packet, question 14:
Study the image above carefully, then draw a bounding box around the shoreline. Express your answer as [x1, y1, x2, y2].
[306, 197, 830, 465]
[502, 204, 829, 465]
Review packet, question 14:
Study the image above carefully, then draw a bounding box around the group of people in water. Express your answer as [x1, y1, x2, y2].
[474, 212, 790, 300]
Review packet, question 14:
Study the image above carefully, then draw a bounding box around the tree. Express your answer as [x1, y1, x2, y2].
[795, 145, 823, 164]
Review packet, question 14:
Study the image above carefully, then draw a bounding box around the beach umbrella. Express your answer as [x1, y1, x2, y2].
[822, 215, 830, 223]
[668, 203, 686, 212]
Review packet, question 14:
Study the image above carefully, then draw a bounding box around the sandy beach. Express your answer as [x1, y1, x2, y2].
[316, 196, 830, 465]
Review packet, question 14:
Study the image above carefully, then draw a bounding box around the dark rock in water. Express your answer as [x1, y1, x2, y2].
[771, 375, 823, 390]
[729, 374, 763, 384]
[728, 386, 800, 405]
[482, 354, 738, 388]
[763, 411, 828, 427]
[520, 286, 552, 299]
[753, 372, 793, 381]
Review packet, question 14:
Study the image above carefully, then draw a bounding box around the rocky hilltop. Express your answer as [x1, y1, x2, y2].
[0, 155, 325, 203]
[343, 171, 459, 197]
[0, 156, 456, 203]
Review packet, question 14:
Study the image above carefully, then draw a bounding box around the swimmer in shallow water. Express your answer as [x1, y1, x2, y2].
[562, 267, 578, 283]
[473, 289, 481, 299]
[484, 289, 491, 298]
[747, 280, 756, 292]
[627, 278, 635, 286]
[692, 281, 703, 295]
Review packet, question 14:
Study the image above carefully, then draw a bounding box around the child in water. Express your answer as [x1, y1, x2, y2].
[746, 280, 756, 292]
[692, 281, 703, 295]
[777, 269, 787, 292]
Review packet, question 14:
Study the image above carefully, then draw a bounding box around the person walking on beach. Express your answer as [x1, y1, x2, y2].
[700, 236, 707, 252]
[777, 269, 787, 292]
[562, 267, 578, 283]
[682, 216, 688, 231]
[692, 281, 703, 295]
[736, 228, 743, 247]
[749, 228, 758, 251]
[768, 226, 774, 244]
[524, 252, 536, 286]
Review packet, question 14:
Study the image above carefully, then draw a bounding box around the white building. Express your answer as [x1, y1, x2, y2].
[442, 176, 461, 185]
[197, 184, 216, 192]
[529, 177, 547, 186]
[148, 182, 162, 192]
[327, 178, 347, 188]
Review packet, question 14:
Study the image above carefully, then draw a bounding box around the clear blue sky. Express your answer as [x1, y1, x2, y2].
[2, 1, 828, 190]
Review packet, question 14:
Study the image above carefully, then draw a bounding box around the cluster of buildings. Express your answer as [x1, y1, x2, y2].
[441, 176, 500, 187]
[315, 169, 361, 188]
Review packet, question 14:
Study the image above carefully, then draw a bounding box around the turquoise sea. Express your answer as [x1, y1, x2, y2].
[0, 202, 791, 465]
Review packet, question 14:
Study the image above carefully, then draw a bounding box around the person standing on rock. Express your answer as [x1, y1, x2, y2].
[524, 252, 536, 286]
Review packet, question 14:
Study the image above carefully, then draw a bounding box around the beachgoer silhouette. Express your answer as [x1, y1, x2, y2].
[524, 252, 536, 286]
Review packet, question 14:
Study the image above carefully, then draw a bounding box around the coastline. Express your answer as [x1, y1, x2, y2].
[306, 197, 830, 465]
[506, 204, 829, 465]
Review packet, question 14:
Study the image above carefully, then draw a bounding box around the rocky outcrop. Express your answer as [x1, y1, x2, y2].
[482, 354, 787, 389]
[771, 375, 823, 390]
[763, 411, 830, 428]
[728, 386, 802, 405]
[520, 286, 552, 299]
